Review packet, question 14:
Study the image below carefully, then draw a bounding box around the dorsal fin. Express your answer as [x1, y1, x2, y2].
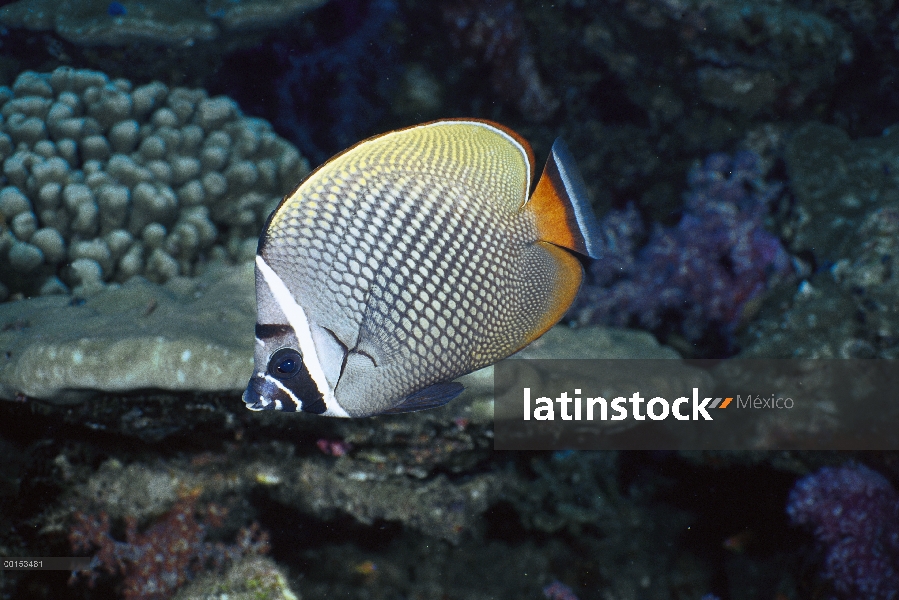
[526, 138, 601, 259]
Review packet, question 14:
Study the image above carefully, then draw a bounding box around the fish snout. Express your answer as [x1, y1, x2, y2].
[243, 374, 293, 411]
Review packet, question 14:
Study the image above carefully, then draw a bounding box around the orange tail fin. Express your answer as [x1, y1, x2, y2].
[527, 138, 601, 259]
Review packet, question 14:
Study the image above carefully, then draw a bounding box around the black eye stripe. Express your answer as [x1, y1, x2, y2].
[264, 348, 327, 415]
[255, 323, 293, 340]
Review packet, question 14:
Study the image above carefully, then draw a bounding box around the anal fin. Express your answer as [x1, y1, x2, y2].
[378, 382, 465, 415]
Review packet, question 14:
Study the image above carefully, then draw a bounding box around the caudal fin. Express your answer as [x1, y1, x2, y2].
[526, 138, 601, 259]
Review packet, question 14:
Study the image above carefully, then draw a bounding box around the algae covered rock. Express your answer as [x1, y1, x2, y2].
[0, 262, 254, 402]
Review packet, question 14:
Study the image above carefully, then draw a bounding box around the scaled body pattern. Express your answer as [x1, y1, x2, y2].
[244, 120, 599, 417]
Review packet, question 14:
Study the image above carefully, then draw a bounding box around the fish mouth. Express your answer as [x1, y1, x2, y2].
[245, 399, 277, 411]
[243, 375, 296, 412]
[243, 379, 277, 411]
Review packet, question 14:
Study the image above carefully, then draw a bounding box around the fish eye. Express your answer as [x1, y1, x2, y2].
[268, 348, 302, 379]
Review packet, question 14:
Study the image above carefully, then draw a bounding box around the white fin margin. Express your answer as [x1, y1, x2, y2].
[548, 138, 601, 258]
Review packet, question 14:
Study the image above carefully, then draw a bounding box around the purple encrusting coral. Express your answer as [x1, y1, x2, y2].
[69, 496, 270, 600]
[570, 150, 792, 353]
[786, 464, 899, 600]
[543, 580, 580, 600]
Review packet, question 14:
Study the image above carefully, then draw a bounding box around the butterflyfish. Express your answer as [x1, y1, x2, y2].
[243, 119, 600, 417]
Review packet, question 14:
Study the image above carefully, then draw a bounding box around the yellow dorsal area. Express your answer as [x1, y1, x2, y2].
[268, 119, 534, 233]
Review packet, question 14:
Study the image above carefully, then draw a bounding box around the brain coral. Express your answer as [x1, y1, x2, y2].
[0, 67, 309, 300]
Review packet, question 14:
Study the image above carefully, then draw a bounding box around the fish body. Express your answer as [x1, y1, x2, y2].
[243, 119, 599, 417]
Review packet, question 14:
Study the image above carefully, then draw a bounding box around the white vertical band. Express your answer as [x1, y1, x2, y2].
[255, 256, 350, 417]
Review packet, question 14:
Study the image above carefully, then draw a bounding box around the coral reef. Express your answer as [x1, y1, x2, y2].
[46, 424, 709, 598]
[787, 463, 899, 599]
[0, 0, 339, 110]
[60, 442, 505, 544]
[570, 151, 792, 355]
[0, 67, 308, 300]
[411, 0, 865, 224]
[3, 1, 899, 599]
[70, 493, 270, 600]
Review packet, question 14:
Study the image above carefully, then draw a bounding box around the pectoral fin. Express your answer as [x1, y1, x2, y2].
[378, 382, 466, 415]
[311, 324, 347, 387]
